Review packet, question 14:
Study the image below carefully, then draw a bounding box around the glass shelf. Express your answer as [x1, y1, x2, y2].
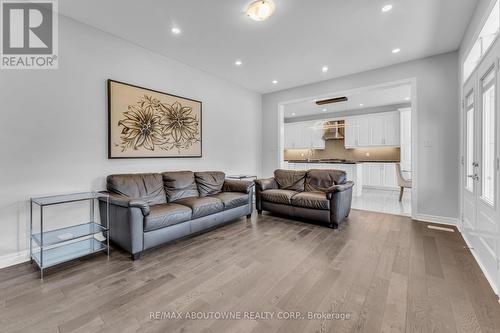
[32, 238, 107, 269]
[32, 222, 108, 247]
[31, 192, 108, 206]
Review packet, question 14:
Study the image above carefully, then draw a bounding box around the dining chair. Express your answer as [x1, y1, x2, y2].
[396, 163, 412, 201]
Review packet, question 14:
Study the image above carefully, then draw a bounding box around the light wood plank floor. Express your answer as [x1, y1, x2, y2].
[1, 209, 499, 333]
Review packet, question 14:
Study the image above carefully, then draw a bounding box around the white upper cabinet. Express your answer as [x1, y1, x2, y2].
[344, 111, 400, 148]
[384, 112, 401, 146]
[399, 108, 412, 171]
[344, 118, 358, 147]
[371, 115, 385, 145]
[284, 121, 325, 149]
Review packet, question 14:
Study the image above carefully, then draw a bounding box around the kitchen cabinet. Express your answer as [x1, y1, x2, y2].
[399, 108, 412, 172]
[284, 121, 325, 149]
[286, 162, 363, 197]
[344, 111, 400, 148]
[362, 163, 398, 190]
[344, 118, 357, 147]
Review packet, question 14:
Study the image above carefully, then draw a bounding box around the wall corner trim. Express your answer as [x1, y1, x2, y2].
[0, 250, 30, 270]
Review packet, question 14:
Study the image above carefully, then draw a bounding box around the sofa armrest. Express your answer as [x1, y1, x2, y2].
[222, 180, 255, 193]
[255, 178, 278, 191]
[100, 192, 151, 216]
[325, 181, 354, 199]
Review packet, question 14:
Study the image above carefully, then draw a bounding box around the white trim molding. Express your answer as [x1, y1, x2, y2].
[413, 213, 459, 226]
[0, 250, 29, 270]
[461, 232, 499, 295]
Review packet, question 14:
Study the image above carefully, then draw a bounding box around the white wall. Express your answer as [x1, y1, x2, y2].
[0, 16, 262, 264]
[262, 52, 460, 221]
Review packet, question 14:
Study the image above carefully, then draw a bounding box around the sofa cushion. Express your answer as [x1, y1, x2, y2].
[305, 169, 347, 192]
[107, 173, 166, 205]
[274, 169, 306, 191]
[144, 203, 192, 232]
[195, 171, 226, 197]
[209, 192, 248, 210]
[260, 189, 298, 205]
[162, 171, 199, 202]
[174, 196, 224, 219]
[291, 191, 330, 210]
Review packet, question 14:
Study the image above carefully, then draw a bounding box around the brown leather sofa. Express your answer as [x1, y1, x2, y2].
[255, 169, 353, 228]
[99, 171, 253, 260]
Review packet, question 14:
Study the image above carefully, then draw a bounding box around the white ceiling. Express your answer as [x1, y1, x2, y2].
[59, 0, 477, 93]
[284, 84, 411, 118]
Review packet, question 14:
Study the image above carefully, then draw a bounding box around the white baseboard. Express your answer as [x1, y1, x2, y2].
[413, 213, 459, 226]
[0, 250, 29, 270]
[461, 233, 499, 295]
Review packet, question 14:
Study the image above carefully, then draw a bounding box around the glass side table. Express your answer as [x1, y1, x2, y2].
[30, 192, 110, 279]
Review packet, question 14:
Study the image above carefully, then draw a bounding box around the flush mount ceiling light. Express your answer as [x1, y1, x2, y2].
[381, 4, 393, 12]
[171, 27, 181, 34]
[246, 0, 275, 21]
[272, 80, 278, 84]
[235, 59, 243, 66]
[392, 48, 401, 53]
[322, 66, 329, 73]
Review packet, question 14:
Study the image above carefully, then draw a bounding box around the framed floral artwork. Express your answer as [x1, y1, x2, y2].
[108, 80, 202, 158]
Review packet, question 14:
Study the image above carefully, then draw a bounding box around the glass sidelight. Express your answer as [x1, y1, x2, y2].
[465, 91, 475, 193]
[480, 68, 497, 206]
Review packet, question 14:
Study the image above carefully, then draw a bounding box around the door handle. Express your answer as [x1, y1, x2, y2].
[467, 174, 479, 181]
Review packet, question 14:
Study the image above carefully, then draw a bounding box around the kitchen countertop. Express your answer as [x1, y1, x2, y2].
[285, 160, 400, 164]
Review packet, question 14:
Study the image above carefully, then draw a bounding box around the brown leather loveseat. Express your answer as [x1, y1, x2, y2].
[255, 169, 353, 228]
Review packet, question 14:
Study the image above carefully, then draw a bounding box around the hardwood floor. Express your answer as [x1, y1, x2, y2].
[1, 209, 499, 333]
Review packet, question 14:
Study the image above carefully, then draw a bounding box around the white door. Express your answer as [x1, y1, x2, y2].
[462, 79, 476, 239]
[462, 55, 500, 289]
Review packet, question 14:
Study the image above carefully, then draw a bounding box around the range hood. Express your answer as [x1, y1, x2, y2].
[322, 120, 344, 140]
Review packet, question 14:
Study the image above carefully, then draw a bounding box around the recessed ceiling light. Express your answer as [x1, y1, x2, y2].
[322, 66, 329, 73]
[291, 112, 296, 116]
[359, 103, 364, 107]
[272, 80, 278, 84]
[246, 0, 275, 21]
[381, 4, 393, 12]
[405, 97, 410, 101]
[171, 27, 181, 34]
[392, 48, 401, 54]
[235, 60, 243, 66]
[322, 108, 327, 112]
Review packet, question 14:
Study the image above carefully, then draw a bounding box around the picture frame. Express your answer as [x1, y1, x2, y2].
[107, 79, 202, 159]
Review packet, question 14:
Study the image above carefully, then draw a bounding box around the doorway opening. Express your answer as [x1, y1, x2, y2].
[278, 79, 416, 217]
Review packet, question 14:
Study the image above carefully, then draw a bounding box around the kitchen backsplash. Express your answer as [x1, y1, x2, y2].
[284, 139, 400, 161]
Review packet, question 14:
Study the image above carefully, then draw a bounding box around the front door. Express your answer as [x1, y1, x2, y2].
[462, 51, 500, 290]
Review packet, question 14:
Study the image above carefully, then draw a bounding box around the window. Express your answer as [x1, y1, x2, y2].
[463, 0, 500, 81]
[481, 69, 496, 205]
[465, 91, 474, 192]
